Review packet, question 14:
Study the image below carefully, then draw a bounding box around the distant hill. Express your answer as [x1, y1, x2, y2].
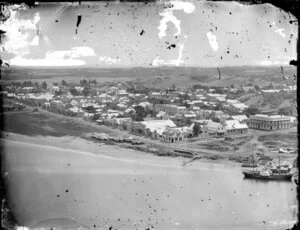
[0, 66, 297, 88]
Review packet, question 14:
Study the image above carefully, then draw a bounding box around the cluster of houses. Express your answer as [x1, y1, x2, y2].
[1, 81, 297, 143]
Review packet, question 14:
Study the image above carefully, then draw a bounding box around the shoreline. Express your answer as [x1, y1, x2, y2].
[2, 131, 296, 169]
[1, 132, 241, 167]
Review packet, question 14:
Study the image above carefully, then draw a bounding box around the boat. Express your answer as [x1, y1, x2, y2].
[242, 169, 293, 181]
[242, 147, 293, 181]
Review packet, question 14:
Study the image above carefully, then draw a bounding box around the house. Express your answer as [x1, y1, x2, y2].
[242, 86, 255, 92]
[228, 115, 249, 123]
[51, 86, 60, 92]
[22, 87, 35, 93]
[149, 92, 161, 99]
[7, 93, 16, 98]
[130, 119, 177, 139]
[162, 127, 185, 143]
[224, 120, 249, 135]
[156, 111, 170, 120]
[68, 106, 84, 117]
[204, 120, 227, 137]
[70, 99, 79, 107]
[110, 117, 132, 129]
[211, 110, 224, 120]
[183, 112, 197, 119]
[207, 93, 227, 102]
[261, 89, 281, 94]
[228, 103, 248, 113]
[154, 104, 186, 115]
[83, 112, 95, 121]
[75, 86, 84, 92]
[117, 90, 128, 97]
[139, 101, 152, 108]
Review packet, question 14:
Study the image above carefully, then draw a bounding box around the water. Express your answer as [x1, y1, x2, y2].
[3, 139, 297, 229]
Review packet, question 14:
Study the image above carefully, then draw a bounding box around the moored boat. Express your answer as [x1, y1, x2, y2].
[242, 169, 293, 181]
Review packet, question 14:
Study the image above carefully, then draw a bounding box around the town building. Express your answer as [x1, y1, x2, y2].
[248, 114, 295, 130]
[154, 104, 186, 115]
[228, 115, 249, 123]
[162, 127, 185, 143]
[224, 120, 249, 135]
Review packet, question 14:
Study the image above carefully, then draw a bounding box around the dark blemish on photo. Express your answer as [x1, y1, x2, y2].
[75, 14, 82, 34]
[167, 44, 176, 49]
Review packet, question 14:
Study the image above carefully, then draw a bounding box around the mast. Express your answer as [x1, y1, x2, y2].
[252, 146, 254, 172]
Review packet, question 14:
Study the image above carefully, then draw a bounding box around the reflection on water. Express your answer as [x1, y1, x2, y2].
[3, 139, 298, 229]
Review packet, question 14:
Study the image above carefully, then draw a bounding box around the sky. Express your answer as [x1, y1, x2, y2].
[0, 1, 298, 67]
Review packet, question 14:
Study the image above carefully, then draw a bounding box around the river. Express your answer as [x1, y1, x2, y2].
[2, 138, 298, 230]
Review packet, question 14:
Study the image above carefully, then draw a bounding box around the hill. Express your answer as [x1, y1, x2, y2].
[0, 66, 297, 89]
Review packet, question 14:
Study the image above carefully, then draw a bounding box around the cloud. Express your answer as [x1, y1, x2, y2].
[158, 1, 195, 39]
[30, 36, 39, 46]
[9, 57, 86, 66]
[46, 47, 96, 59]
[9, 46, 96, 66]
[260, 60, 289, 66]
[207, 31, 219, 51]
[0, 11, 40, 56]
[99, 56, 121, 65]
[260, 60, 272, 66]
[152, 43, 185, 66]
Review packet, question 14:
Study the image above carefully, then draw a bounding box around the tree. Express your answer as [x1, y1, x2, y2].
[267, 83, 274, 89]
[193, 122, 201, 137]
[85, 105, 95, 113]
[278, 107, 293, 116]
[41, 81, 47, 90]
[92, 113, 100, 121]
[69, 88, 79, 96]
[54, 90, 63, 96]
[245, 107, 259, 116]
[80, 79, 88, 86]
[82, 87, 90, 97]
[62, 80, 68, 86]
[134, 105, 146, 121]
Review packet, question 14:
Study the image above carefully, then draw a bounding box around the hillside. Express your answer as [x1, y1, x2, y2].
[237, 91, 297, 116]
